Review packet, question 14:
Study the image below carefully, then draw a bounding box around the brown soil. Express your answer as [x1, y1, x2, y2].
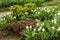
[0, 31, 20, 40]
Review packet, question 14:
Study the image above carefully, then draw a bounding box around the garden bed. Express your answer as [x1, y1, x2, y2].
[0, 3, 60, 40]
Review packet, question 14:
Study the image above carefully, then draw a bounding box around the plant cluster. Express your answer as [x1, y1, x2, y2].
[0, 13, 15, 30]
[0, 3, 59, 40]
[23, 18, 60, 40]
[9, 3, 36, 20]
[9, 4, 58, 21]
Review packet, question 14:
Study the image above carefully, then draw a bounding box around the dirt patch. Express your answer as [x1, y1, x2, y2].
[0, 30, 20, 40]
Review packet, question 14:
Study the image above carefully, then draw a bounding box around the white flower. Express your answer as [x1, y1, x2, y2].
[44, 10, 47, 12]
[26, 26, 29, 29]
[51, 26, 55, 29]
[3, 18, 5, 20]
[54, 19, 57, 24]
[51, 20, 54, 23]
[29, 25, 32, 29]
[36, 22, 39, 26]
[14, 17, 16, 19]
[37, 12, 40, 14]
[9, 15, 12, 18]
[57, 13, 60, 15]
[47, 9, 50, 12]
[25, 12, 28, 14]
[57, 10, 60, 15]
[54, 21, 57, 24]
[38, 28, 41, 32]
[7, 13, 11, 15]
[57, 28, 60, 31]
[33, 28, 36, 31]
[57, 12, 60, 15]
[55, 14, 57, 16]
[34, 9, 37, 12]
[42, 7, 46, 10]
[54, 19, 56, 21]
[35, 19, 39, 22]
[51, 19, 57, 24]
[41, 22, 44, 26]
[47, 10, 50, 12]
[58, 27, 60, 29]
[31, 10, 34, 12]
[57, 27, 60, 31]
[42, 28, 45, 32]
[39, 27, 42, 29]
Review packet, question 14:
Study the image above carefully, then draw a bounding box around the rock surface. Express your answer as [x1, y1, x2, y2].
[5, 19, 37, 35]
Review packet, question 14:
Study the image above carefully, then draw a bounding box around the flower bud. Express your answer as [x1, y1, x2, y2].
[33, 29, 36, 31]
[29, 25, 32, 29]
[42, 28, 45, 32]
[26, 26, 29, 29]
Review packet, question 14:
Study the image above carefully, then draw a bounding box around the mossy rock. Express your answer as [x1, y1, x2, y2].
[5, 19, 38, 35]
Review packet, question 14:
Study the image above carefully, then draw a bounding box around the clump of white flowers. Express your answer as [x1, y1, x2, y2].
[51, 19, 57, 24]
[9, 15, 13, 18]
[41, 7, 46, 10]
[36, 22, 40, 26]
[31, 9, 37, 12]
[55, 14, 57, 16]
[14, 17, 16, 19]
[31, 10, 34, 12]
[39, 27, 42, 29]
[6, 12, 11, 15]
[41, 7, 51, 13]
[34, 9, 37, 12]
[57, 27, 60, 31]
[57, 10, 60, 15]
[46, 9, 50, 13]
[51, 20, 54, 23]
[26, 25, 32, 29]
[38, 27, 42, 32]
[37, 12, 40, 14]
[29, 25, 32, 29]
[51, 26, 55, 30]
[26, 26, 29, 29]
[41, 22, 44, 26]
[33, 28, 36, 31]
[3, 18, 5, 20]
[35, 19, 39, 22]
[25, 12, 28, 14]
[38, 28, 41, 32]
[42, 28, 45, 32]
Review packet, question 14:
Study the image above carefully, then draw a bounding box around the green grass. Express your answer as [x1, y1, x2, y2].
[42, 0, 59, 6]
